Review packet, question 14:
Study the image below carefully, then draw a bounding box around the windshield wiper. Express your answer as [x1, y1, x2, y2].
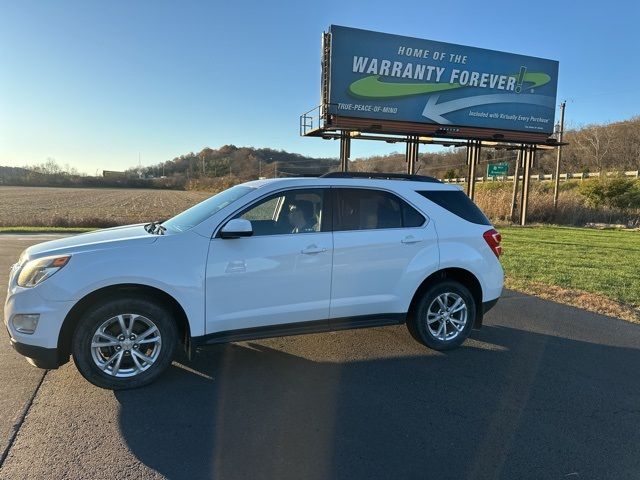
[145, 221, 166, 235]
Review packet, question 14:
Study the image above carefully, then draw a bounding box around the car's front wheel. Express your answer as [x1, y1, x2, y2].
[408, 280, 476, 350]
[72, 296, 177, 389]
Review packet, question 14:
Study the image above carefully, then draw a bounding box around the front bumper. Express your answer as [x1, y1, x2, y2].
[4, 284, 75, 347]
[5, 279, 75, 368]
[9, 337, 62, 369]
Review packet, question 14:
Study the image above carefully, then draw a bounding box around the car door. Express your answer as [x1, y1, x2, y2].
[205, 187, 333, 334]
[329, 187, 438, 322]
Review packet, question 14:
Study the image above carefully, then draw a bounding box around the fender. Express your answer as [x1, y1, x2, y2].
[438, 238, 503, 302]
[36, 231, 209, 336]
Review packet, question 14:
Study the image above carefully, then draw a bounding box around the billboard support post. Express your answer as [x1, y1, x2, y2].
[520, 146, 536, 226]
[466, 141, 481, 200]
[519, 146, 527, 224]
[510, 149, 522, 222]
[339, 131, 350, 172]
[406, 136, 419, 175]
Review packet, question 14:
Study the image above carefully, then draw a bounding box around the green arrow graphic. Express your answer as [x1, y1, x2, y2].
[348, 72, 551, 99]
[348, 76, 462, 99]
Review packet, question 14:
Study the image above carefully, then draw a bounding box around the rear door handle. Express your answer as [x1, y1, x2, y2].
[301, 245, 327, 254]
[401, 235, 423, 244]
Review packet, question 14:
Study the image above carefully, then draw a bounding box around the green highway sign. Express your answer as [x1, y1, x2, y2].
[487, 162, 509, 177]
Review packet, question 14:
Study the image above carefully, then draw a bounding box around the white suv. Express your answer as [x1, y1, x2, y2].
[5, 173, 503, 389]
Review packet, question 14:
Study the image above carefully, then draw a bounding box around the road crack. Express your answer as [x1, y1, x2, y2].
[0, 370, 48, 468]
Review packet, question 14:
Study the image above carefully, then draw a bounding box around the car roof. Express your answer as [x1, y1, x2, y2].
[243, 176, 460, 192]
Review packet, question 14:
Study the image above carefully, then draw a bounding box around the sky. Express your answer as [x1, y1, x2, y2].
[1, 0, 639, 174]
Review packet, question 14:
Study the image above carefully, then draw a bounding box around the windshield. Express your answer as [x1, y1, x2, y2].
[163, 185, 254, 232]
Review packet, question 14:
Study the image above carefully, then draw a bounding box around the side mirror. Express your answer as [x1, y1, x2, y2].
[220, 218, 253, 239]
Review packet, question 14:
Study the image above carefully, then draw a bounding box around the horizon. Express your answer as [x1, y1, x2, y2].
[2, 0, 639, 175]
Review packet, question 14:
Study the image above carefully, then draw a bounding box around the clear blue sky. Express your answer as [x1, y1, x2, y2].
[1, 0, 639, 174]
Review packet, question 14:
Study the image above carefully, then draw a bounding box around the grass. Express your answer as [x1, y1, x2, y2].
[500, 226, 640, 311]
[0, 226, 96, 233]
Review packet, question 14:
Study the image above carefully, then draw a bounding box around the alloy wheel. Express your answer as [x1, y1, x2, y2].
[90, 313, 162, 378]
[425, 292, 468, 342]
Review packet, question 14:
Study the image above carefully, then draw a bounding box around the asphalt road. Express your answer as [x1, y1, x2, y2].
[1, 234, 639, 479]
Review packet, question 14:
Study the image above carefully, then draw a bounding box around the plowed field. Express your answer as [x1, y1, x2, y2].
[0, 186, 211, 227]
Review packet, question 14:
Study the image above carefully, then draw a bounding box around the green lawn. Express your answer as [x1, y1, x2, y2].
[499, 226, 640, 308]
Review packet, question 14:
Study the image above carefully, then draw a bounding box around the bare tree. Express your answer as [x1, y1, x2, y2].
[573, 125, 614, 173]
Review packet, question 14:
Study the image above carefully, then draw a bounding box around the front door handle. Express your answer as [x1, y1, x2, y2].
[301, 245, 327, 254]
[401, 235, 423, 244]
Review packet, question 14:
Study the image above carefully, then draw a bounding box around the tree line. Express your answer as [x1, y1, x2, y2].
[352, 116, 640, 179]
[1, 116, 638, 189]
[136, 116, 640, 183]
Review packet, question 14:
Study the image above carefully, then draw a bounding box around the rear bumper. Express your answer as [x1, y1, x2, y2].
[10, 337, 63, 369]
[473, 297, 499, 329]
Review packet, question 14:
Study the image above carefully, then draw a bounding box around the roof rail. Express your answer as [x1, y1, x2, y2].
[320, 171, 442, 183]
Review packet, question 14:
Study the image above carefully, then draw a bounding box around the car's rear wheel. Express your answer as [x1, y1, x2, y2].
[72, 297, 177, 389]
[408, 280, 476, 350]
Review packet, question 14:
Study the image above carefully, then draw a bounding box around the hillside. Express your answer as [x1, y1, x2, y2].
[131, 145, 339, 181]
[135, 116, 640, 183]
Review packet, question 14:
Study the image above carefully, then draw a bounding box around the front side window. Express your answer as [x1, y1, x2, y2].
[236, 188, 326, 236]
[334, 189, 425, 231]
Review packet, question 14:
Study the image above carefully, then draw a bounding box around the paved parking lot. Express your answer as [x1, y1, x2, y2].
[1, 234, 640, 479]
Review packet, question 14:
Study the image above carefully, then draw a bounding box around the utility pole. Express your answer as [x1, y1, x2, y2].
[553, 101, 566, 208]
[202, 154, 206, 175]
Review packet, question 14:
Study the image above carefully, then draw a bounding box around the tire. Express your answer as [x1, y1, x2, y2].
[72, 296, 177, 390]
[407, 280, 476, 351]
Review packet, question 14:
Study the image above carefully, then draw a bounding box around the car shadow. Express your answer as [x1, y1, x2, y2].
[114, 325, 640, 479]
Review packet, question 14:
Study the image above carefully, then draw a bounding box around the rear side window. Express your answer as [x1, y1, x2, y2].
[334, 188, 425, 231]
[418, 190, 491, 226]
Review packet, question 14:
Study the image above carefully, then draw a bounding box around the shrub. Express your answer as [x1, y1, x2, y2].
[579, 177, 640, 209]
[473, 181, 640, 228]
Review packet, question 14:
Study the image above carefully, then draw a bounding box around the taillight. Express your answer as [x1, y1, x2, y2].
[483, 229, 502, 258]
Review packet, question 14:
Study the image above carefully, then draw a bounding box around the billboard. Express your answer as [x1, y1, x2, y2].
[327, 26, 559, 135]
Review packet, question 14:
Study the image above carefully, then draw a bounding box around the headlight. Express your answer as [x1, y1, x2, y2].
[17, 255, 70, 287]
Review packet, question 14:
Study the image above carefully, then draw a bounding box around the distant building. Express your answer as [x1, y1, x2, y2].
[102, 170, 127, 179]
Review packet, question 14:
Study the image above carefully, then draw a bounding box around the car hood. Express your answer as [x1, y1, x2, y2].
[23, 224, 158, 260]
